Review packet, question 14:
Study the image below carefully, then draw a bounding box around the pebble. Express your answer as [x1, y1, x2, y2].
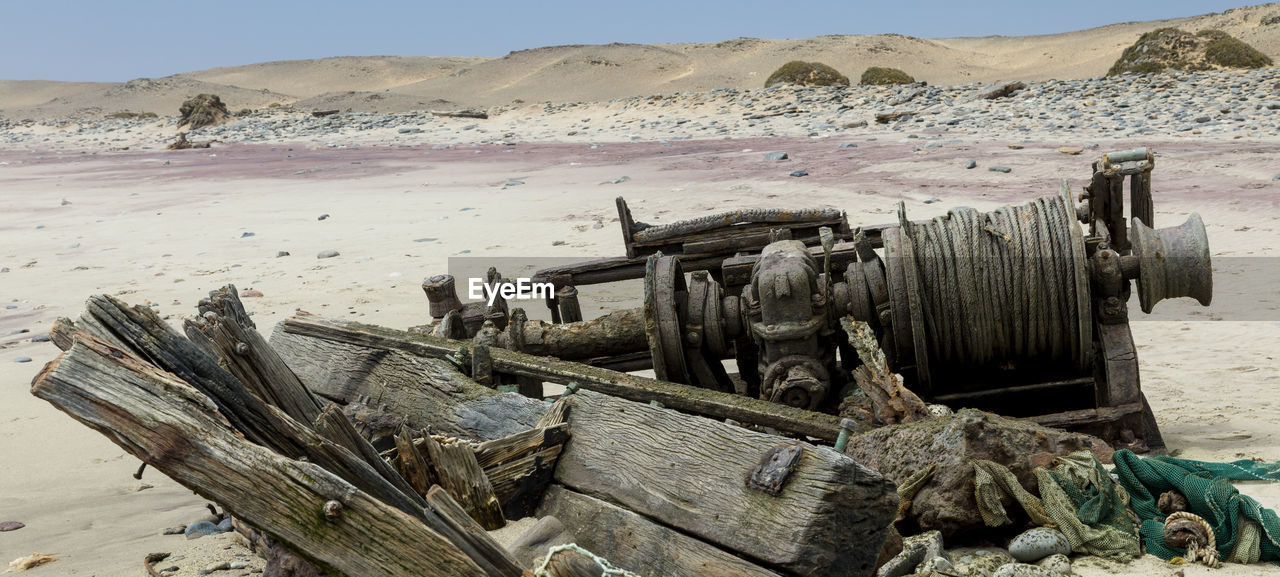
[924, 197, 942, 204]
[1035, 553, 1072, 576]
[162, 525, 186, 535]
[839, 142, 858, 148]
[0, 521, 25, 532]
[789, 170, 808, 177]
[239, 289, 264, 298]
[184, 521, 223, 539]
[240, 232, 255, 238]
[15, 356, 32, 363]
[1008, 527, 1071, 562]
[318, 213, 330, 220]
[276, 251, 290, 257]
[953, 550, 1015, 577]
[965, 159, 977, 169]
[229, 561, 248, 569]
[764, 151, 789, 161]
[989, 166, 1012, 173]
[316, 250, 340, 259]
[198, 561, 230, 574]
[1273, 173, 1280, 181]
[217, 518, 234, 532]
[1058, 146, 1084, 155]
[992, 563, 1058, 577]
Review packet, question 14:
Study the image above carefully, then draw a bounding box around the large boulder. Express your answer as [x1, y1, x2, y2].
[844, 409, 1113, 538]
[178, 93, 231, 130]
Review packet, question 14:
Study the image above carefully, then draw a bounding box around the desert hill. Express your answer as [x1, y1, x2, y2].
[2, 3, 1278, 117]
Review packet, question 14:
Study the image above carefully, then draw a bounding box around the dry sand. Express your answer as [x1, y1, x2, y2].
[2, 133, 1278, 575]
[3, 5, 1280, 576]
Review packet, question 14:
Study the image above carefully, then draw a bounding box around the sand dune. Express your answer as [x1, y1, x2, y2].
[2, 4, 1277, 117]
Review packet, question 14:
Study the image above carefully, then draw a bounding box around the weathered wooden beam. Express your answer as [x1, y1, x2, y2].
[487, 445, 564, 520]
[424, 487, 525, 577]
[394, 427, 439, 498]
[422, 436, 506, 530]
[184, 285, 324, 425]
[314, 403, 423, 501]
[554, 390, 897, 577]
[269, 324, 545, 442]
[273, 314, 845, 442]
[474, 424, 570, 469]
[32, 336, 488, 577]
[538, 485, 782, 577]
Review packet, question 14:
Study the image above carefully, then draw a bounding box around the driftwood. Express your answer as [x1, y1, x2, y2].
[184, 285, 324, 424]
[842, 318, 930, 425]
[53, 295, 525, 577]
[538, 485, 781, 577]
[430, 109, 488, 119]
[394, 427, 438, 497]
[269, 322, 544, 441]
[424, 487, 524, 577]
[272, 313, 845, 441]
[473, 424, 569, 519]
[554, 390, 898, 577]
[32, 335, 487, 577]
[421, 435, 506, 530]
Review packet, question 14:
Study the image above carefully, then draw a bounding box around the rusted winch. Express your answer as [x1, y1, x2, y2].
[423, 148, 1211, 451]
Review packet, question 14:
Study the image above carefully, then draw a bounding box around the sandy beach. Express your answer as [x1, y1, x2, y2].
[4, 4, 1280, 576]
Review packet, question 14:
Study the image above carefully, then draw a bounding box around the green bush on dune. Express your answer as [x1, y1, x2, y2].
[1199, 30, 1273, 68]
[764, 61, 850, 88]
[859, 66, 915, 85]
[1108, 27, 1272, 75]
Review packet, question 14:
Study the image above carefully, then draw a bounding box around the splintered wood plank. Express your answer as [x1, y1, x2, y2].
[537, 485, 782, 577]
[554, 390, 898, 577]
[422, 436, 506, 530]
[32, 336, 486, 577]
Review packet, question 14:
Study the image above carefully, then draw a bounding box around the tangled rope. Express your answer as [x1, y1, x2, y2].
[907, 194, 1086, 370]
[534, 543, 641, 577]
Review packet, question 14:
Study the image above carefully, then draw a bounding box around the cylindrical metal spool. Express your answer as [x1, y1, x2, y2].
[882, 193, 1092, 384]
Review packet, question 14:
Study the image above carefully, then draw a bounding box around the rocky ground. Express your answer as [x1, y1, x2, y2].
[3, 68, 1280, 153]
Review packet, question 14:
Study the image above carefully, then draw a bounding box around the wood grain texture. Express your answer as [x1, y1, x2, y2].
[422, 436, 506, 530]
[31, 336, 486, 577]
[274, 313, 844, 441]
[554, 390, 898, 577]
[538, 485, 782, 577]
[425, 487, 526, 576]
[270, 324, 544, 441]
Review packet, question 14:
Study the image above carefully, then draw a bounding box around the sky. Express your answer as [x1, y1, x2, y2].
[0, 1, 1269, 82]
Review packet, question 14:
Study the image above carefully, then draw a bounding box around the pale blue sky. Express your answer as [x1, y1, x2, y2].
[0, 1, 1268, 81]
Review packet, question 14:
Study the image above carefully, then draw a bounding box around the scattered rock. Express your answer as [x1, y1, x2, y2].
[316, 250, 340, 259]
[276, 251, 290, 258]
[918, 556, 954, 574]
[184, 521, 223, 539]
[1008, 144, 1024, 150]
[924, 197, 942, 204]
[217, 518, 234, 532]
[552, 240, 566, 246]
[764, 151, 789, 161]
[229, 561, 249, 569]
[136, 482, 154, 491]
[318, 214, 330, 221]
[965, 159, 977, 169]
[839, 142, 859, 148]
[162, 525, 186, 535]
[978, 81, 1027, 100]
[992, 562, 1058, 577]
[199, 561, 230, 574]
[240, 232, 255, 238]
[989, 166, 1012, 173]
[953, 550, 1015, 577]
[1058, 146, 1084, 155]
[1008, 527, 1071, 563]
[14, 357, 31, 363]
[790, 170, 809, 177]
[239, 289, 264, 298]
[0, 521, 24, 532]
[1035, 553, 1072, 576]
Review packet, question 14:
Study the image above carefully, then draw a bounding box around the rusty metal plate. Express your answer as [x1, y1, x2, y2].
[747, 444, 804, 496]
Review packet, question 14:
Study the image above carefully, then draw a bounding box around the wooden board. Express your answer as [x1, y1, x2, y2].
[538, 485, 782, 577]
[269, 326, 545, 441]
[32, 336, 488, 577]
[272, 313, 846, 441]
[554, 390, 897, 577]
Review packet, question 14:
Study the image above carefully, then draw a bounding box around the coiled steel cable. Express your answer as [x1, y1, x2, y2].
[907, 195, 1085, 370]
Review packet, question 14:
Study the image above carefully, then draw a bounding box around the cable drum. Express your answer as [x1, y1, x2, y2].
[900, 192, 1091, 379]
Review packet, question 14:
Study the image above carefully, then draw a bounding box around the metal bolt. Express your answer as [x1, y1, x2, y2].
[564, 382, 580, 396]
[833, 418, 858, 452]
[323, 500, 343, 520]
[234, 342, 249, 355]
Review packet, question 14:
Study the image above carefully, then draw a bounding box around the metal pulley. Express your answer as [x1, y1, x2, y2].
[1131, 214, 1213, 314]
